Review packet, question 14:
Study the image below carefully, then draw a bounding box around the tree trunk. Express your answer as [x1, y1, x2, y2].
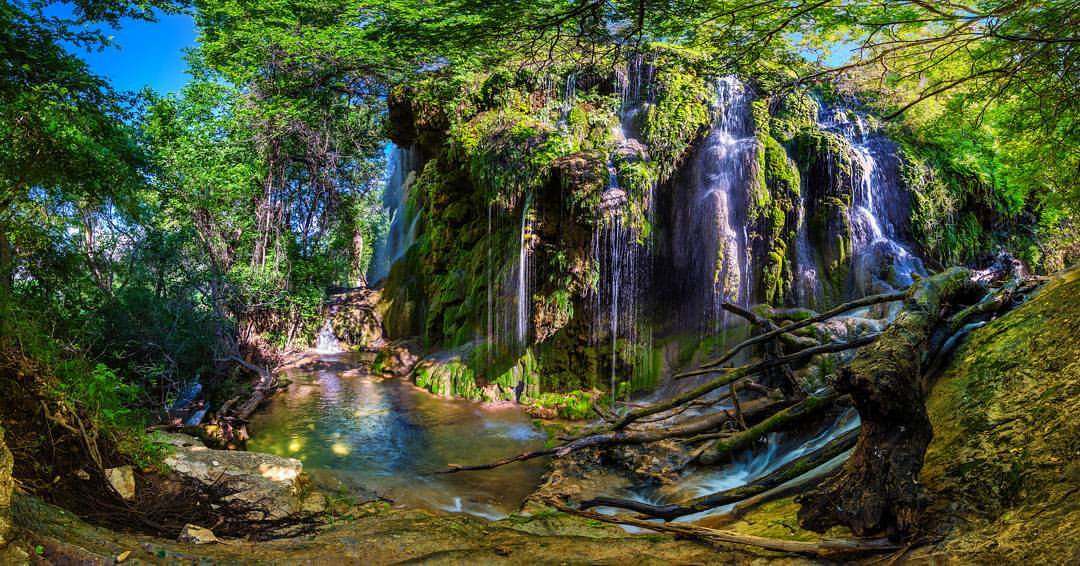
[797, 267, 983, 539]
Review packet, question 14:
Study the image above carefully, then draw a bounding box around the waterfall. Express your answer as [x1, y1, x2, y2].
[369, 146, 419, 283]
[315, 313, 343, 354]
[817, 104, 926, 299]
[668, 76, 758, 334]
[515, 195, 532, 345]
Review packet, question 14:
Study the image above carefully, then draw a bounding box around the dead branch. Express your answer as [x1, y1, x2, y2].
[696, 392, 842, 463]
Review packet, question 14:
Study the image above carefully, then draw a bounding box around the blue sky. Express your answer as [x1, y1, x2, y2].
[48, 6, 197, 94]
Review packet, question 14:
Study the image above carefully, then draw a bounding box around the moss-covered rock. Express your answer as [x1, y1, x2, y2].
[917, 267, 1080, 563]
[328, 289, 385, 350]
[790, 128, 855, 305]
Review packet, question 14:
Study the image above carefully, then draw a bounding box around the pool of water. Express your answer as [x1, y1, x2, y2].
[247, 353, 549, 519]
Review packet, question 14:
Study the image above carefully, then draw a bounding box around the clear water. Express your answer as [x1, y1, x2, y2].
[247, 353, 549, 519]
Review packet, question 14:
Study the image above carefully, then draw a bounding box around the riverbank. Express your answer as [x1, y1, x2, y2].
[12, 492, 812, 565]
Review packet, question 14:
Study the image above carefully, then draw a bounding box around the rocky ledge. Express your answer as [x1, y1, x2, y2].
[157, 433, 306, 519]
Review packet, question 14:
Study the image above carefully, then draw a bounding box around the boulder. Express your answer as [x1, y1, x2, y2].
[159, 433, 302, 518]
[105, 466, 136, 501]
[178, 524, 219, 545]
[328, 289, 386, 350]
[377, 340, 421, 378]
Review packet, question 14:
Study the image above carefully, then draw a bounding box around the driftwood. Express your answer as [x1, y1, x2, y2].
[797, 268, 986, 539]
[580, 426, 859, 521]
[546, 499, 900, 559]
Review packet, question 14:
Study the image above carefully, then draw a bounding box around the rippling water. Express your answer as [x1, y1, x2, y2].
[247, 353, 549, 519]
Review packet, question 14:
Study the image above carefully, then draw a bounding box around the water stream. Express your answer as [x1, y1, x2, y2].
[248, 353, 549, 519]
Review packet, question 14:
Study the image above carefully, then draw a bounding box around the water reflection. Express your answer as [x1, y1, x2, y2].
[248, 353, 548, 519]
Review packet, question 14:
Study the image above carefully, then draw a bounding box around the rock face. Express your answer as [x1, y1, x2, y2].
[159, 433, 302, 518]
[0, 427, 13, 547]
[329, 288, 386, 350]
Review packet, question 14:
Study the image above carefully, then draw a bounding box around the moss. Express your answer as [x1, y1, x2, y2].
[413, 354, 481, 400]
[920, 268, 1080, 563]
[768, 91, 820, 143]
[528, 389, 601, 420]
[640, 65, 713, 182]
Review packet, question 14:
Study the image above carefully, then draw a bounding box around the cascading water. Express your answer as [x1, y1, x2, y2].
[515, 195, 533, 345]
[586, 59, 660, 402]
[315, 310, 344, 354]
[667, 76, 758, 337]
[818, 105, 926, 299]
[369, 146, 420, 283]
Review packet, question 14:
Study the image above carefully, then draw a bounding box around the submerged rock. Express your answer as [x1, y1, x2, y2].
[159, 433, 302, 518]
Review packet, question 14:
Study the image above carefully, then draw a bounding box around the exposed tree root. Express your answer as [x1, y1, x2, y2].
[797, 268, 986, 539]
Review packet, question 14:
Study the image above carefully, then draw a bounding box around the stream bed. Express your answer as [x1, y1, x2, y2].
[248, 353, 549, 519]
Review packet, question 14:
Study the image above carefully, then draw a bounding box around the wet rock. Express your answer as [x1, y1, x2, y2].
[616, 138, 649, 162]
[160, 433, 302, 519]
[178, 524, 219, 545]
[105, 466, 136, 501]
[301, 493, 328, 514]
[376, 340, 421, 378]
[598, 188, 628, 215]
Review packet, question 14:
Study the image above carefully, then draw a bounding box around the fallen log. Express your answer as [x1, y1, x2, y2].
[692, 290, 908, 372]
[580, 426, 859, 521]
[546, 499, 900, 559]
[696, 392, 842, 464]
[440, 396, 788, 473]
[797, 267, 985, 539]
